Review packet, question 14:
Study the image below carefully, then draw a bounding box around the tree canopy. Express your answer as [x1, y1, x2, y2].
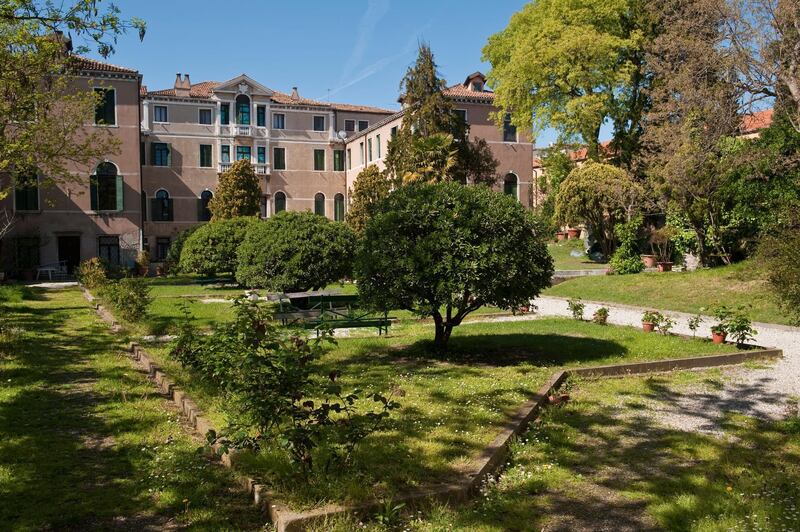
[346, 164, 393, 236]
[208, 159, 261, 220]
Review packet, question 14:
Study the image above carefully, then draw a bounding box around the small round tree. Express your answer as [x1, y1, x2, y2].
[236, 211, 356, 291]
[356, 182, 553, 351]
[555, 162, 642, 259]
[347, 164, 393, 236]
[208, 159, 261, 219]
[179, 217, 260, 276]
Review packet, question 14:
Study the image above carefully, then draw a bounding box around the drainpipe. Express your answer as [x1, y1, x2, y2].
[137, 74, 144, 251]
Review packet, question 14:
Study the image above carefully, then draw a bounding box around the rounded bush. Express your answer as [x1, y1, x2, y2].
[236, 211, 356, 291]
[165, 225, 199, 273]
[179, 217, 260, 276]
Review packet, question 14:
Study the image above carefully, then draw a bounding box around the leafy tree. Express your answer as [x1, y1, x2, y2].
[346, 164, 392, 236]
[483, 0, 652, 165]
[236, 211, 356, 291]
[208, 159, 261, 219]
[356, 182, 553, 351]
[758, 228, 800, 324]
[385, 43, 498, 184]
[179, 217, 260, 277]
[609, 215, 645, 274]
[536, 145, 577, 234]
[164, 225, 199, 273]
[555, 162, 642, 259]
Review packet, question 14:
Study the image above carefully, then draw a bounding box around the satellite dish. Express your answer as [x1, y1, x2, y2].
[337, 130, 347, 139]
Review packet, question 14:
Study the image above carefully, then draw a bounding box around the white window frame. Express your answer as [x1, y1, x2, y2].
[198, 108, 213, 125]
[153, 105, 169, 123]
[272, 112, 286, 130]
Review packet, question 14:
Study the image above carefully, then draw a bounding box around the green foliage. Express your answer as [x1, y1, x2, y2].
[75, 258, 108, 289]
[567, 298, 585, 321]
[100, 276, 151, 322]
[758, 229, 800, 324]
[687, 314, 704, 337]
[556, 162, 643, 258]
[164, 225, 199, 274]
[236, 211, 356, 291]
[609, 216, 645, 274]
[346, 164, 392, 236]
[642, 310, 663, 324]
[356, 182, 553, 350]
[592, 306, 609, 325]
[711, 305, 756, 346]
[179, 217, 259, 277]
[170, 298, 399, 472]
[208, 159, 261, 219]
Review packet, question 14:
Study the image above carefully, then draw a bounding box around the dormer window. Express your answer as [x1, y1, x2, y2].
[471, 81, 483, 92]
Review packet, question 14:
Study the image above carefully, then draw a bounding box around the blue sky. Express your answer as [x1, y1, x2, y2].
[87, 0, 582, 147]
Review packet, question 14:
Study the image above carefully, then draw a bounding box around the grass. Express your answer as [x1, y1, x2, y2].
[545, 259, 796, 326]
[547, 239, 607, 271]
[0, 286, 265, 530]
[140, 305, 737, 509]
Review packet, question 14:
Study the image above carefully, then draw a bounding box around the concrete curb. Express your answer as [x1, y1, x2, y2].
[79, 285, 784, 531]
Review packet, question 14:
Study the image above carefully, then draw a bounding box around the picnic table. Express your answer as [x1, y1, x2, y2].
[274, 291, 393, 335]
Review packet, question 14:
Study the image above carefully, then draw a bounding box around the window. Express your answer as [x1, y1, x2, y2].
[359, 142, 364, 165]
[454, 109, 467, 123]
[503, 173, 518, 199]
[200, 144, 212, 167]
[94, 88, 115, 125]
[98, 236, 120, 265]
[272, 113, 285, 129]
[236, 95, 250, 125]
[91, 161, 122, 211]
[313, 115, 325, 132]
[313, 149, 325, 171]
[198, 108, 212, 125]
[471, 81, 483, 91]
[314, 193, 325, 216]
[15, 236, 40, 270]
[152, 189, 173, 221]
[236, 146, 251, 161]
[344, 119, 355, 132]
[391, 126, 398, 138]
[274, 191, 286, 213]
[220, 103, 230, 125]
[151, 143, 170, 166]
[346, 148, 352, 170]
[256, 105, 266, 127]
[333, 150, 345, 171]
[367, 138, 373, 162]
[221, 145, 230, 163]
[14, 172, 38, 211]
[154, 105, 168, 123]
[199, 190, 213, 221]
[257, 146, 266, 164]
[334, 193, 345, 222]
[358, 120, 369, 131]
[376, 134, 381, 159]
[273, 147, 286, 170]
[155, 237, 171, 261]
[503, 113, 517, 142]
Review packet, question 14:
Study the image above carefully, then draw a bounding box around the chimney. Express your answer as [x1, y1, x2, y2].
[174, 73, 190, 97]
[290, 86, 299, 100]
[182, 74, 191, 89]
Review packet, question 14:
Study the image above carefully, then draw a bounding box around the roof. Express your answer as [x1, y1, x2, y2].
[346, 110, 406, 140]
[148, 80, 219, 99]
[443, 83, 495, 102]
[741, 108, 774, 134]
[69, 55, 138, 74]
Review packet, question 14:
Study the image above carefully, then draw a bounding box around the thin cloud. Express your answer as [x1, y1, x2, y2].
[339, 0, 391, 84]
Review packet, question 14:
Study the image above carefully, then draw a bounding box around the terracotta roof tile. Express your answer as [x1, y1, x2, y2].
[329, 102, 395, 114]
[443, 83, 495, 102]
[69, 55, 137, 74]
[148, 81, 219, 98]
[346, 110, 405, 140]
[741, 108, 774, 133]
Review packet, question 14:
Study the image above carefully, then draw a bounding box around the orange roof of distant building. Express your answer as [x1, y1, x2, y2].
[741, 108, 774, 134]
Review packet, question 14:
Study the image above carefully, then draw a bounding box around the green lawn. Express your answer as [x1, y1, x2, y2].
[342, 369, 799, 531]
[141, 309, 736, 509]
[545, 260, 796, 325]
[547, 239, 607, 271]
[0, 286, 265, 530]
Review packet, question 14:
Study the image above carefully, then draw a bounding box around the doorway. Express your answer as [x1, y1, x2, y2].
[57, 236, 81, 273]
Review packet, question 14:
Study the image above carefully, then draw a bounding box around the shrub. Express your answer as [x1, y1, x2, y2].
[592, 307, 609, 325]
[712, 305, 756, 346]
[567, 298, 585, 320]
[609, 216, 645, 274]
[687, 314, 704, 337]
[100, 276, 152, 322]
[347, 164, 392, 236]
[758, 229, 800, 324]
[76, 257, 108, 289]
[170, 298, 399, 472]
[208, 159, 261, 219]
[236, 211, 356, 291]
[165, 226, 199, 273]
[356, 182, 553, 350]
[180, 217, 260, 277]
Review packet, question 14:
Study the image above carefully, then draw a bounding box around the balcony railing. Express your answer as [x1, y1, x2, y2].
[219, 162, 232, 172]
[256, 164, 270, 175]
[220, 125, 268, 138]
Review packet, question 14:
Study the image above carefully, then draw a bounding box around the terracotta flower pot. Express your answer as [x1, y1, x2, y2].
[548, 393, 570, 405]
[642, 321, 656, 332]
[712, 331, 727, 344]
[155, 265, 165, 277]
[657, 261, 673, 272]
[567, 228, 580, 239]
[640, 254, 658, 268]
[556, 232, 567, 241]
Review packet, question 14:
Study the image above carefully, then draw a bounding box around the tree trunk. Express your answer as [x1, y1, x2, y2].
[433, 322, 452, 351]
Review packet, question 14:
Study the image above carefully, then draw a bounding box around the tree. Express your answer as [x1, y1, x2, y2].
[555, 162, 643, 259]
[536, 145, 577, 234]
[179, 217, 259, 277]
[356, 182, 553, 351]
[236, 211, 356, 291]
[208, 159, 261, 219]
[483, 0, 652, 165]
[385, 43, 499, 184]
[346, 164, 392, 236]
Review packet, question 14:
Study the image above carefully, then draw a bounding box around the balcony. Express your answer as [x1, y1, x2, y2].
[219, 162, 232, 172]
[256, 164, 270, 176]
[218, 161, 269, 175]
[220, 125, 268, 138]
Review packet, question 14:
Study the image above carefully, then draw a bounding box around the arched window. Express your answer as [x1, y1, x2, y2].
[274, 191, 286, 213]
[91, 161, 121, 211]
[503, 173, 518, 200]
[152, 188, 173, 221]
[235, 94, 250, 125]
[334, 193, 345, 222]
[314, 192, 325, 217]
[200, 190, 213, 221]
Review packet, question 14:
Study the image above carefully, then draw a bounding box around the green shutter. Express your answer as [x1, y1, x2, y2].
[150, 143, 156, 165]
[90, 176, 98, 211]
[115, 175, 123, 211]
[166, 144, 172, 167]
[197, 198, 205, 221]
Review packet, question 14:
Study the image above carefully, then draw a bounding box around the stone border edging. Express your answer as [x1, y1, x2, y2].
[79, 285, 784, 531]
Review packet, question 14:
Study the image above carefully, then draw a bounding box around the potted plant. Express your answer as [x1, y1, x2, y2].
[567, 227, 580, 239]
[135, 250, 150, 277]
[712, 305, 756, 347]
[592, 307, 609, 325]
[649, 226, 677, 272]
[711, 324, 727, 344]
[641, 310, 662, 332]
[567, 298, 585, 321]
[556, 231, 567, 241]
[640, 254, 658, 268]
